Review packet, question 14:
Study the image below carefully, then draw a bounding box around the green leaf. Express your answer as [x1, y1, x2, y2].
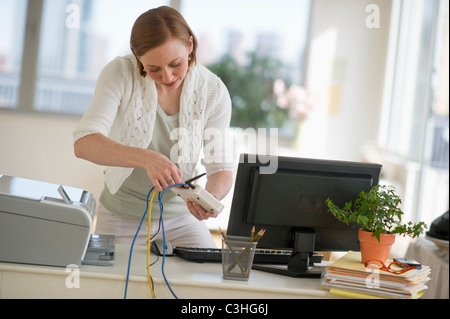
[324, 185, 426, 238]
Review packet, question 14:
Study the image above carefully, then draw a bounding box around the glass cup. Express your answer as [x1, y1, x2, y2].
[222, 236, 258, 281]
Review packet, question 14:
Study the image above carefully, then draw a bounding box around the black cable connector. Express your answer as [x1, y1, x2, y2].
[184, 172, 206, 189]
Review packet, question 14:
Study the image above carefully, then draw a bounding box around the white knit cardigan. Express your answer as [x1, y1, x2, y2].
[73, 55, 233, 194]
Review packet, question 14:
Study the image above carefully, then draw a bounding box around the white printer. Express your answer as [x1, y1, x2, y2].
[0, 175, 114, 267]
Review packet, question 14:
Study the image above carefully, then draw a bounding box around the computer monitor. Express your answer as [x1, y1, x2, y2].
[226, 154, 382, 277]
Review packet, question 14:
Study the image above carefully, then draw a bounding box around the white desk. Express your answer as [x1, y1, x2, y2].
[0, 244, 338, 299]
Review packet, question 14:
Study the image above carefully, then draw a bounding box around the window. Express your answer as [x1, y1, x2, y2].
[1, 0, 311, 126]
[0, 0, 169, 115]
[379, 0, 449, 226]
[181, 0, 310, 82]
[180, 0, 311, 130]
[0, 0, 27, 109]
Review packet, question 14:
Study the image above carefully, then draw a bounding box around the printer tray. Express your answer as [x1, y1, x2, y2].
[82, 234, 115, 266]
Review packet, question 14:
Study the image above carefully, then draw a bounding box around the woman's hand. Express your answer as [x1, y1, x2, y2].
[74, 133, 182, 192]
[185, 171, 233, 221]
[144, 150, 183, 192]
[186, 200, 218, 221]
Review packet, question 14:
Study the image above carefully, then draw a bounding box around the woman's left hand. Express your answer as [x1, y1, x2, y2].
[185, 171, 232, 220]
[186, 200, 218, 221]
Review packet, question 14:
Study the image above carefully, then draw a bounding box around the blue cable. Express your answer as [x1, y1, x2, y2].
[159, 183, 184, 299]
[124, 183, 184, 299]
[124, 187, 155, 299]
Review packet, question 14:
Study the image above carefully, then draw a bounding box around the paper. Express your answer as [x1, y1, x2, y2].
[322, 251, 431, 299]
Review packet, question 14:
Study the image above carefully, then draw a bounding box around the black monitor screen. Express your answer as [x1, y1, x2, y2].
[227, 154, 382, 277]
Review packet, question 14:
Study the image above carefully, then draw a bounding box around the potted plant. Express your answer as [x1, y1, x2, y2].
[325, 185, 427, 264]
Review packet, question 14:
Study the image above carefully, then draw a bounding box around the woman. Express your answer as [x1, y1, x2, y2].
[73, 6, 233, 247]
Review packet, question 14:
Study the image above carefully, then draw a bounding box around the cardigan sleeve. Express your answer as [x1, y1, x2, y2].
[201, 70, 235, 176]
[73, 56, 130, 143]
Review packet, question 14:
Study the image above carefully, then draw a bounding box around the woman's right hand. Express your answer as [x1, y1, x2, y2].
[74, 133, 182, 192]
[144, 150, 183, 192]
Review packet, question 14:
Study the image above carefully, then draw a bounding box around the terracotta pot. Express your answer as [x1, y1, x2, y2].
[358, 229, 395, 264]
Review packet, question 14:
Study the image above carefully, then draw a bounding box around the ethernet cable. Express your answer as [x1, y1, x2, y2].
[124, 187, 155, 299]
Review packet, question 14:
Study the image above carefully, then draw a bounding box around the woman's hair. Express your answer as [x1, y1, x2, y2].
[130, 6, 198, 77]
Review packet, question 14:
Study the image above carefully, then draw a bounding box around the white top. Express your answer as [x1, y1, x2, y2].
[73, 55, 234, 194]
[99, 105, 187, 220]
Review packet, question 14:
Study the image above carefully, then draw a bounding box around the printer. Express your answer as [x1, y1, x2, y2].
[0, 175, 114, 267]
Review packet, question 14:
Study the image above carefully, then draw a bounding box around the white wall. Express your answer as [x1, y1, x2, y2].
[299, 0, 391, 161]
[0, 112, 104, 200]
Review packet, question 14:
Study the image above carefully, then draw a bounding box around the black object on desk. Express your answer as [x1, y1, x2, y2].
[174, 246, 291, 264]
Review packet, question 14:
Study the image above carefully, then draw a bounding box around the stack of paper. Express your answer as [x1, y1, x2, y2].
[321, 251, 431, 299]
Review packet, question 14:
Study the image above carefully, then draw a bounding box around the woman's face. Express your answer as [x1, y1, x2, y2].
[140, 37, 193, 92]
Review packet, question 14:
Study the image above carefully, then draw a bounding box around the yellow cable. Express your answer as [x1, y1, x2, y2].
[146, 190, 157, 299]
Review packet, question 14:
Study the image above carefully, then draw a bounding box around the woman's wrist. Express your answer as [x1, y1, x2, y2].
[205, 171, 233, 201]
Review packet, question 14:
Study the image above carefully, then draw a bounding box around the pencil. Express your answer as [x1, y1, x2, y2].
[218, 226, 227, 240]
[250, 226, 255, 242]
[253, 229, 266, 242]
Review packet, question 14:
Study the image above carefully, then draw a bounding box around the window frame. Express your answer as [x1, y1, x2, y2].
[378, 0, 449, 224]
[1, 0, 181, 116]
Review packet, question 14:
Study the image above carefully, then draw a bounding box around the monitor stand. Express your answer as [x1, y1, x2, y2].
[252, 229, 325, 278]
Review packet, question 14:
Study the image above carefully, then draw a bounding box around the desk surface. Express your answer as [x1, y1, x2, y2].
[0, 244, 337, 299]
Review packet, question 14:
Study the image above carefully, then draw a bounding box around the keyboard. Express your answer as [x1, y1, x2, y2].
[174, 246, 291, 264]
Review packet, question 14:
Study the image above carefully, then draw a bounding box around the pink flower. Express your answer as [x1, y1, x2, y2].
[273, 79, 314, 121]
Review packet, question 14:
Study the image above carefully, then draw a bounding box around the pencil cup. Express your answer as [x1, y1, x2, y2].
[222, 236, 258, 281]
